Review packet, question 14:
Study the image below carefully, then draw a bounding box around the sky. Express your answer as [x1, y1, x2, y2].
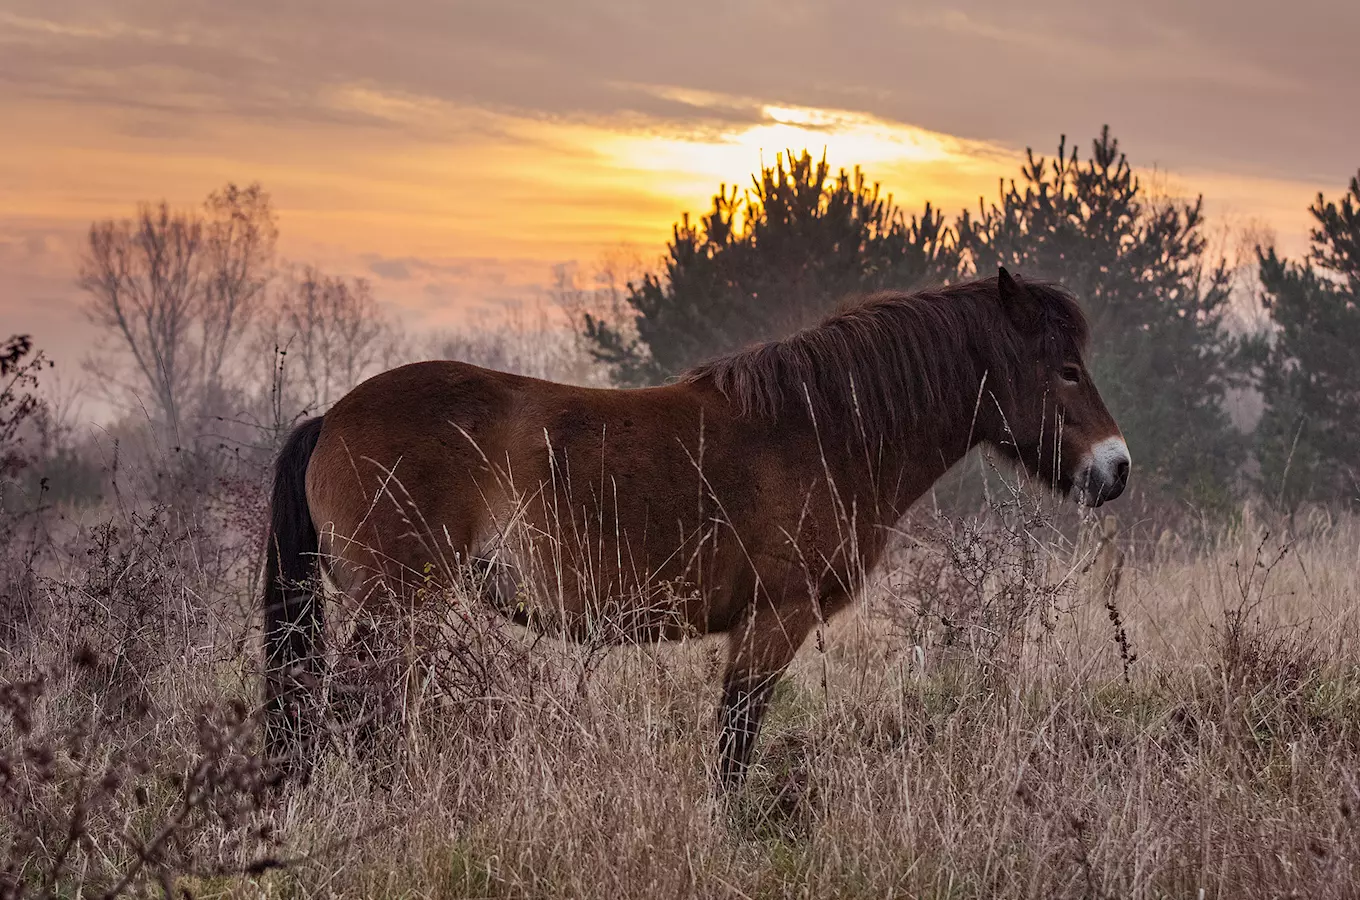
[3, 0, 1358, 375]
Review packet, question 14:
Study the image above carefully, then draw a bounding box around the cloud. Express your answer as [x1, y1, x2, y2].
[1, 0, 1355, 181]
[368, 257, 412, 281]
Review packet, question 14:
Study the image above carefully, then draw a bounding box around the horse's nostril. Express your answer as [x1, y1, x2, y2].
[1116, 459, 1129, 485]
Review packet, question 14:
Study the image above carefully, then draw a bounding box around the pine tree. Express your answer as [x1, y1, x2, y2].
[583, 151, 960, 385]
[1256, 172, 1360, 507]
[960, 127, 1246, 511]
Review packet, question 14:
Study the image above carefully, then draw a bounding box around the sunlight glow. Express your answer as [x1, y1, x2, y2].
[593, 101, 1003, 206]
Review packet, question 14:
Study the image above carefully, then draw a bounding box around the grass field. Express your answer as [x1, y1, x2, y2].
[3, 483, 1359, 898]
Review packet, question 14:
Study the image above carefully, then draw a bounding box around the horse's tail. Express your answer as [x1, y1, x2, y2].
[262, 415, 326, 772]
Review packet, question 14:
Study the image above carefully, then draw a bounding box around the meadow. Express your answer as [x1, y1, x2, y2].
[4, 440, 1358, 898]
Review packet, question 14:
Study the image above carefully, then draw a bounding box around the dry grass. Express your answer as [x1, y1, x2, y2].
[3, 471, 1360, 897]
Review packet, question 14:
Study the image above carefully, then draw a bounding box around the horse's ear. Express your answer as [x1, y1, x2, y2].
[998, 266, 1042, 332]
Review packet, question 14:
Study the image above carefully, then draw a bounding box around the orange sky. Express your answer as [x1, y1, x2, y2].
[3, 91, 1335, 355]
[3, 1, 1355, 376]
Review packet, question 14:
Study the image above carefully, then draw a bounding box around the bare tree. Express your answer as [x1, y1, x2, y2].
[79, 184, 276, 443]
[81, 204, 204, 442]
[201, 184, 278, 401]
[268, 265, 396, 412]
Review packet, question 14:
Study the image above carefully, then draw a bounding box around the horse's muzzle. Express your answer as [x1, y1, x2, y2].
[1076, 437, 1130, 507]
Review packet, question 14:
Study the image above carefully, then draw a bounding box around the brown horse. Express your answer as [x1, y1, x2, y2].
[262, 268, 1129, 786]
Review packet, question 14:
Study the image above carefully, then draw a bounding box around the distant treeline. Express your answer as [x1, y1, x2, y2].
[2, 128, 1356, 520]
[584, 128, 1360, 514]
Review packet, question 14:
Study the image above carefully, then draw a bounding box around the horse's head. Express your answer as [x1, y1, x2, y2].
[983, 268, 1130, 507]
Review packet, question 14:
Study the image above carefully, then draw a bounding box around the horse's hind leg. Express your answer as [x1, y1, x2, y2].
[331, 615, 396, 753]
[716, 602, 817, 790]
[345, 599, 445, 768]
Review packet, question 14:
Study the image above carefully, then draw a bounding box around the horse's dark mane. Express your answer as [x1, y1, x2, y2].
[682, 274, 1089, 441]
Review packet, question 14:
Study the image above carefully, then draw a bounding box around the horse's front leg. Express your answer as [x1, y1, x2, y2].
[716, 600, 817, 790]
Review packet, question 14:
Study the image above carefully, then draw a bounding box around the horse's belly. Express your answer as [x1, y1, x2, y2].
[475, 539, 732, 643]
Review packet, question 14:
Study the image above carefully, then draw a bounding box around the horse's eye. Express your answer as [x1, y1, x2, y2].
[1061, 364, 1082, 385]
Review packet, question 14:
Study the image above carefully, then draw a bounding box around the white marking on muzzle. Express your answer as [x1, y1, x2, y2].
[1076, 436, 1131, 506]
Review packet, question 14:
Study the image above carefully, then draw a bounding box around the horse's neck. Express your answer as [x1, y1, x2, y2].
[821, 413, 979, 531]
[890, 433, 977, 517]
